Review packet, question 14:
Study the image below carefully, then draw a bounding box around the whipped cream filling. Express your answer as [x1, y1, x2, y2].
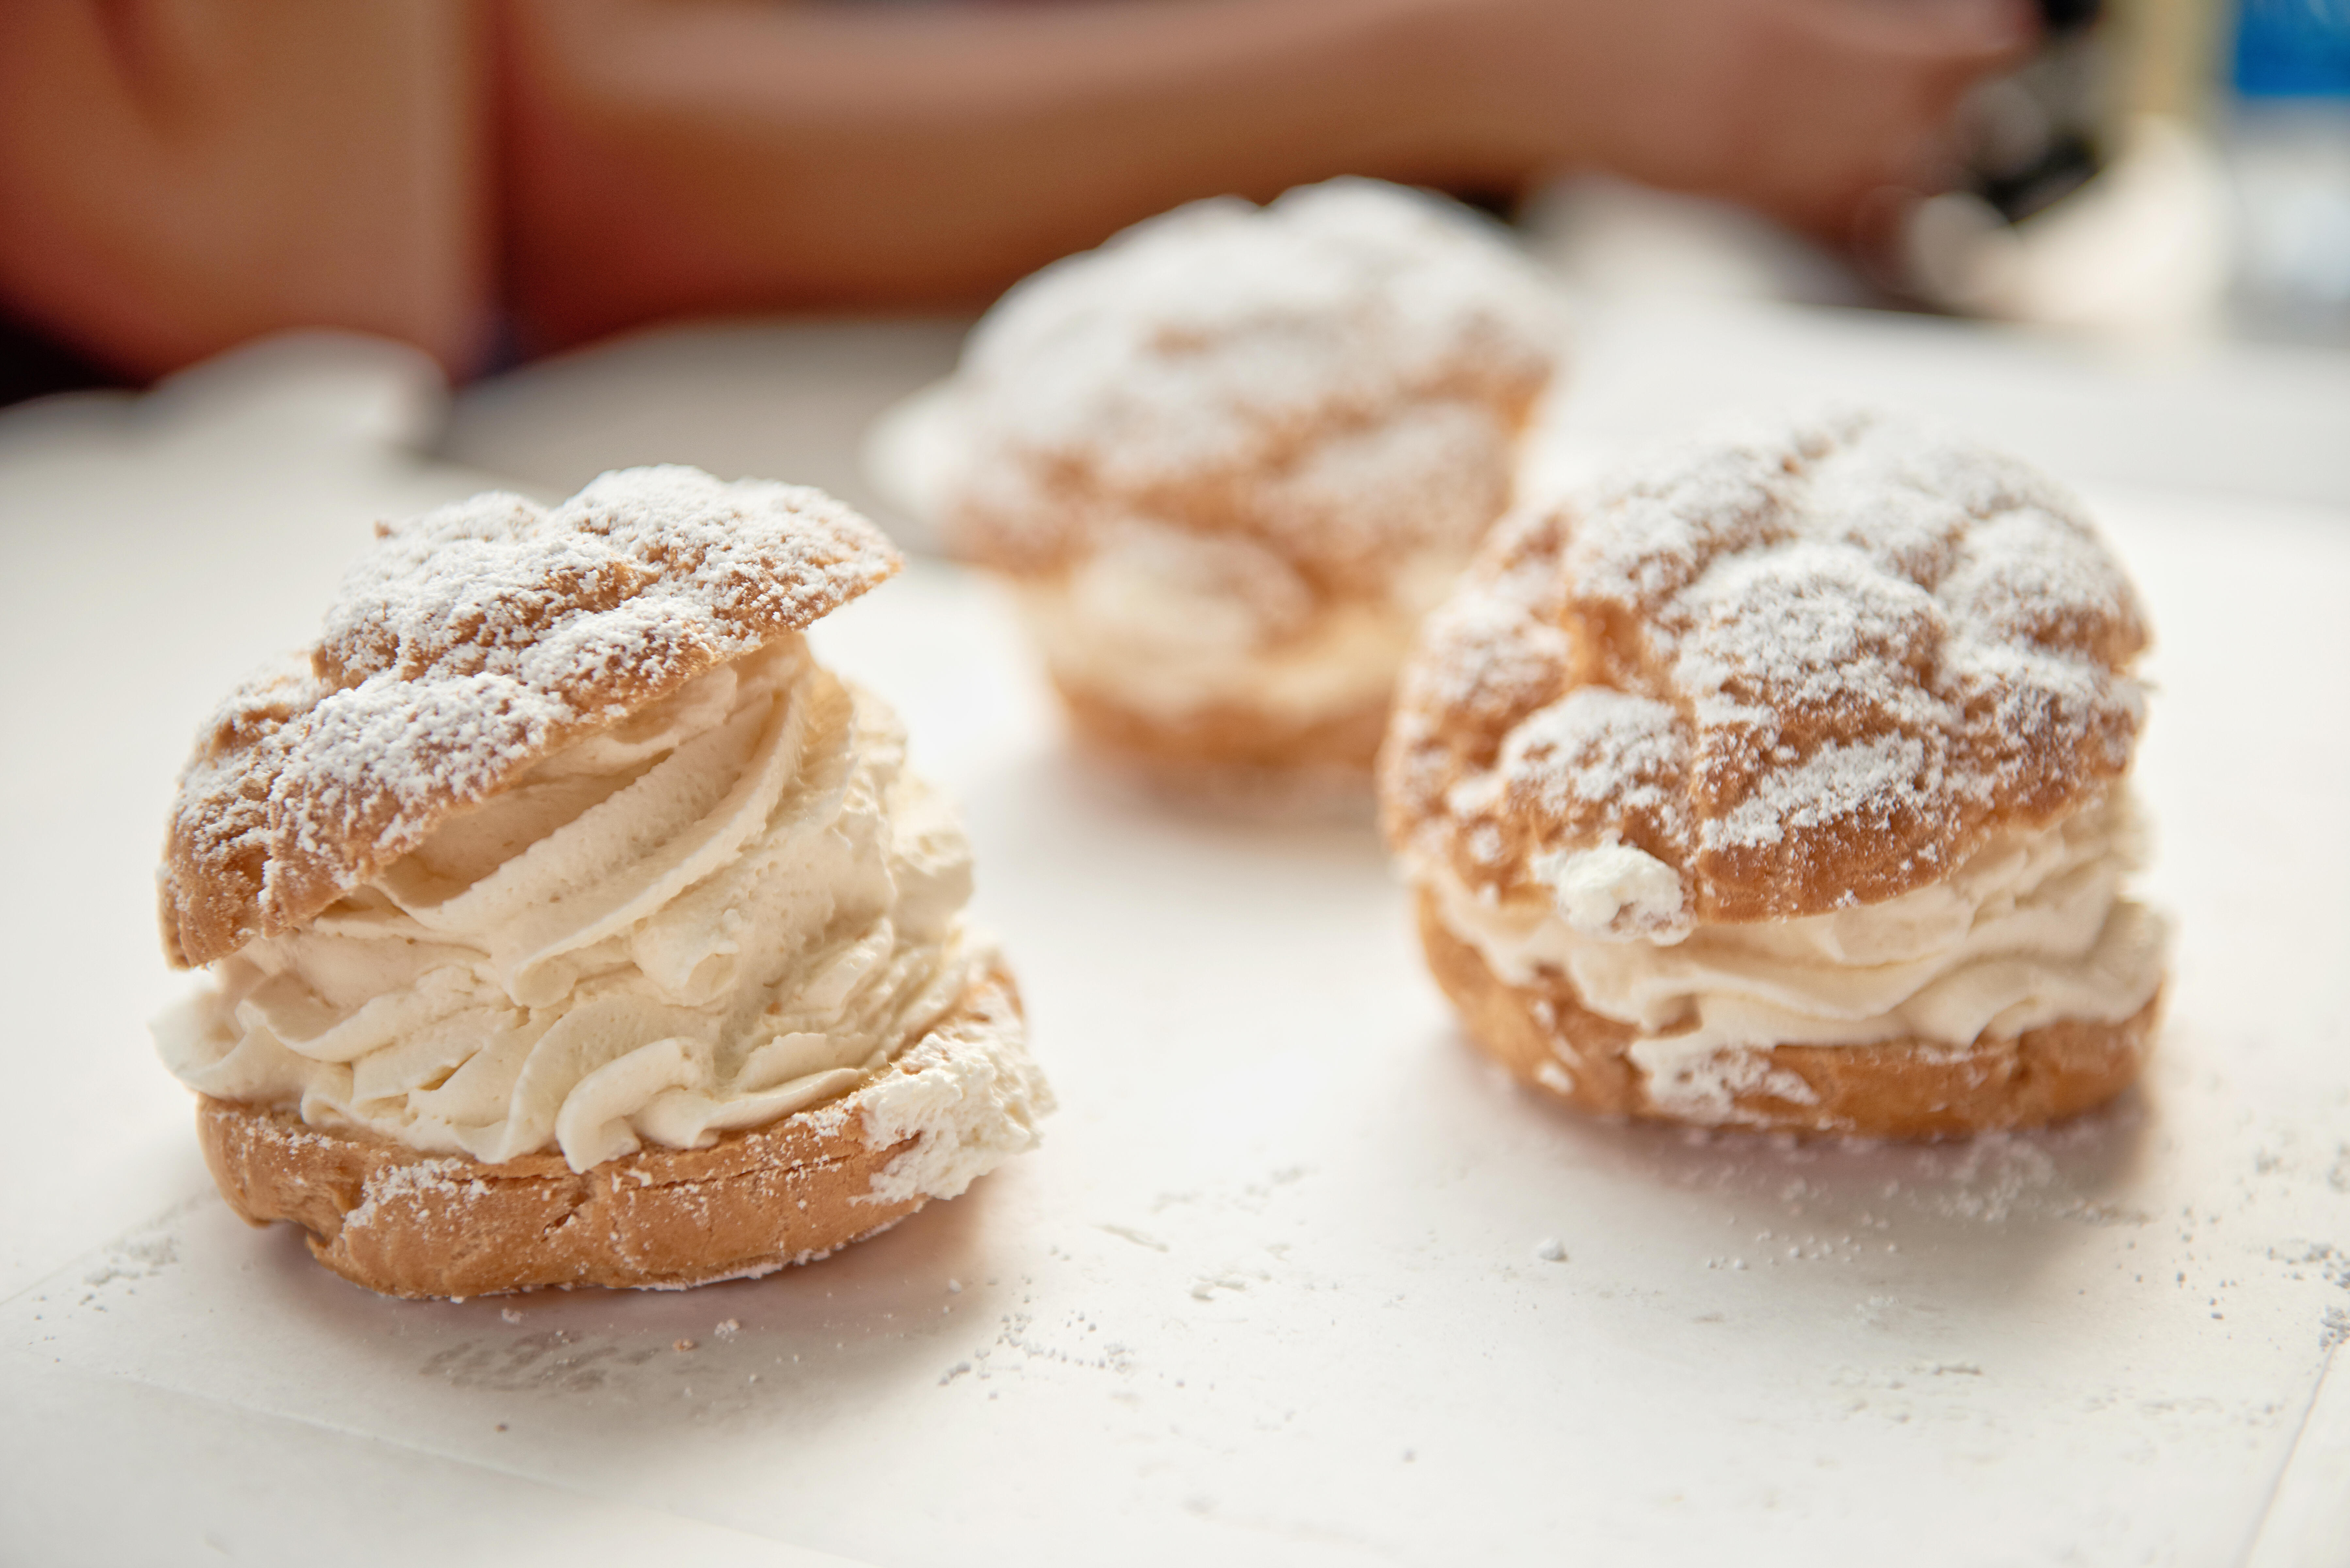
[156, 637, 991, 1174]
[1017, 521, 1462, 723]
[1423, 790, 2168, 1119]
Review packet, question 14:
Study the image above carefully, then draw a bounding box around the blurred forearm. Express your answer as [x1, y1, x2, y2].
[0, 0, 2031, 373]
[0, 0, 488, 380]
[499, 0, 1509, 345]
[501, 0, 2033, 347]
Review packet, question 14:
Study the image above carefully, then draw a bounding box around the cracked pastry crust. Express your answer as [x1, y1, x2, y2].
[931, 180, 1566, 776]
[1380, 409, 2164, 1135]
[161, 467, 899, 968]
[1382, 410, 2150, 921]
[197, 965, 1029, 1298]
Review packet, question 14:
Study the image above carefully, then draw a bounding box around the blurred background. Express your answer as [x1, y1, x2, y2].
[0, 0, 2342, 526]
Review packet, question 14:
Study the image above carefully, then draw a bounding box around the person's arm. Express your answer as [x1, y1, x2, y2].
[499, 0, 2035, 346]
[0, 0, 488, 380]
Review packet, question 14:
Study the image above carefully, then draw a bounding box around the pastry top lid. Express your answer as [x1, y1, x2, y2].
[938, 179, 1567, 583]
[1380, 408, 2152, 925]
[160, 466, 900, 968]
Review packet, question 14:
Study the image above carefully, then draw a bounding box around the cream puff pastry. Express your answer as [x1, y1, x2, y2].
[925, 178, 1567, 782]
[1380, 410, 2166, 1136]
[156, 466, 1051, 1295]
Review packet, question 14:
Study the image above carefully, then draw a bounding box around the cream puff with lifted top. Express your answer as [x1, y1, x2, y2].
[920, 178, 1568, 786]
[155, 466, 1051, 1297]
[1380, 409, 2167, 1137]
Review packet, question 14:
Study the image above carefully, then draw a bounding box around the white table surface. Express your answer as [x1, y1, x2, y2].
[1, 309, 2346, 1568]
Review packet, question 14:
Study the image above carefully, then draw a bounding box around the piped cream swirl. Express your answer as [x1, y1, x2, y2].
[156, 636, 984, 1173]
[1422, 790, 2168, 1119]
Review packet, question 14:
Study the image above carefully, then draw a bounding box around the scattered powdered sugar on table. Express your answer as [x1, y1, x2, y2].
[1386, 407, 2150, 923]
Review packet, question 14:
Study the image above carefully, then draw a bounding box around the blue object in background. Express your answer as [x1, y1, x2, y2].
[2234, 0, 2350, 97]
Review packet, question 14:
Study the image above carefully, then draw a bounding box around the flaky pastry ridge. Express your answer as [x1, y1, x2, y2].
[1382, 409, 2150, 925]
[938, 180, 1563, 600]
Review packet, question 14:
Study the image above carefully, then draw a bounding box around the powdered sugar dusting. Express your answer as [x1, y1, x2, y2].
[1500, 689, 1689, 822]
[1383, 408, 2150, 923]
[1704, 733, 1939, 854]
[855, 997, 1055, 1208]
[937, 179, 1566, 589]
[1633, 1043, 1822, 1126]
[342, 1157, 486, 1233]
[162, 466, 899, 967]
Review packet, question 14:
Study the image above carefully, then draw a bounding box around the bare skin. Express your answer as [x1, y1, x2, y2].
[0, 0, 2034, 377]
[502, 0, 2034, 344]
[0, 0, 486, 379]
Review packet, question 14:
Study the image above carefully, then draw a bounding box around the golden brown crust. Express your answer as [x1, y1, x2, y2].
[933, 183, 1564, 598]
[949, 386, 1540, 600]
[1380, 410, 2151, 927]
[161, 469, 900, 968]
[1053, 677, 1390, 776]
[933, 190, 1566, 786]
[1417, 891, 2154, 1138]
[197, 965, 1030, 1298]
